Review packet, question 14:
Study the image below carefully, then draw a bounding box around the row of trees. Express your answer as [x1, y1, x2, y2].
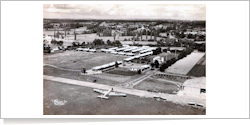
[93, 39, 105, 45]
[151, 60, 159, 68]
[71, 39, 122, 48]
[106, 40, 122, 46]
[175, 31, 206, 41]
[44, 22, 84, 29]
[92, 39, 122, 46]
[72, 41, 84, 47]
[159, 47, 194, 72]
[197, 43, 206, 52]
[152, 47, 162, 55]
[177, 47, 194, 60]
[159, 58, 177, 72]
[157, 39, 198, 48]
[51, 39, 63, 46]
[69, 22, 83, 29]
[158, 27, 174, 33]
[43, 24, 54, 29]
[87, 22, 102, 30]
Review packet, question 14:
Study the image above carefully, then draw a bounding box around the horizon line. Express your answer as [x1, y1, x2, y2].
[43, 18, 206, 21]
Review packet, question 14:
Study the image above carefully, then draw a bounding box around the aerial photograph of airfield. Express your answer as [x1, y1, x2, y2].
[43, 4, 206, 115]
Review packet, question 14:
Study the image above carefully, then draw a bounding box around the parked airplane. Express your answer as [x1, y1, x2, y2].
[93, 88, 126, 99]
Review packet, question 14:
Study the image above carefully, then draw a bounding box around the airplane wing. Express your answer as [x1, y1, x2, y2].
[93, 89, 108, 94]
[108, 92, 126, 97]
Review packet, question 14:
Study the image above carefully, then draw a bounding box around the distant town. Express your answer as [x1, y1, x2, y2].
[43, 19, 205, 43]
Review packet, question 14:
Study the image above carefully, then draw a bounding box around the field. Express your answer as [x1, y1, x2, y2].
[93, 72, 141, 83]
[134, 78, 179, 94]
[166, 52, 205, 75]
[43, 51, 126, 70]
[44, 66, 120, 86]
[187, 55, 206, 77]
[44, 80, 205, 115]
[44, 65, 143, 86]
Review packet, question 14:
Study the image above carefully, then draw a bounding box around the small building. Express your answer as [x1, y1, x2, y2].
[181, 77, 206, 95]
[127, 64, 151, 72]
[153, 56, 164, 64]
[92, 61, 122, 71]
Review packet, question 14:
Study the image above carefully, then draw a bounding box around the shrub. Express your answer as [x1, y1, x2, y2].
[137, 69, 141, 74]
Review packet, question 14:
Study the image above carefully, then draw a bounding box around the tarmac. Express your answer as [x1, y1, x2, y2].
[44, 75, 206, 107]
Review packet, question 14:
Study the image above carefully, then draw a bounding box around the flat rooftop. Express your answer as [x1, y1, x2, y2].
[166, 52, 205, 75]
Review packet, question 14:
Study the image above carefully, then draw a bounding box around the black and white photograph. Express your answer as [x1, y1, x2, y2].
[43, 4, 206, 115]
[1, 1, 250, 125]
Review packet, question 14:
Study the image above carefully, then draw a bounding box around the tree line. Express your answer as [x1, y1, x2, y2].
[106, 40, 122, 46]
[71, 39, 122, 48]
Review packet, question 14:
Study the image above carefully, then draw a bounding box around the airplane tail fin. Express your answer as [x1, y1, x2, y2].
[97, 95, 109, 99]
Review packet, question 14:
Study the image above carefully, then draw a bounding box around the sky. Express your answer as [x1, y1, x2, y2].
[43, 4, 206, 20]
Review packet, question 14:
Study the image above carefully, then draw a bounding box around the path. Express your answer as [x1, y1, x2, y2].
[120, 74, 149, 88]
[44, 75, 206, 107]
[121, 69, 156, 88]
[127, 74, 152, 88]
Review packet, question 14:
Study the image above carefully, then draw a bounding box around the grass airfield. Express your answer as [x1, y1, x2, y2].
[44, 51, 126, 70]
[44, 80, 205, 115]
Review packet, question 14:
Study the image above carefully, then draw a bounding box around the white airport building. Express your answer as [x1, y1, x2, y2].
[92, 61, 122, 71]
[181, 77, 206, 95]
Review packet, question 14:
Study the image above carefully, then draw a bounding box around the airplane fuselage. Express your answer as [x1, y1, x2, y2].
[103, 89, 112, 97]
